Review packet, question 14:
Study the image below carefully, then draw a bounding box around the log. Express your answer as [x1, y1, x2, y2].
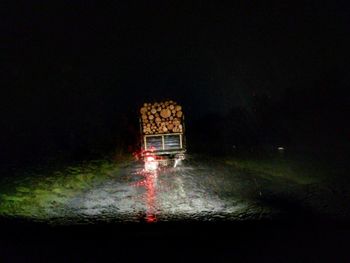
[160, 108, 171, 118]
[140, 100, 184, 135]
[140, 107, 147, 114]
[176, 111, 183, 118]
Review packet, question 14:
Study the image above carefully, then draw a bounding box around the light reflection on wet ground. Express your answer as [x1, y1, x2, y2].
[36, 155, 350, 225]
[50, 157, 281, 224]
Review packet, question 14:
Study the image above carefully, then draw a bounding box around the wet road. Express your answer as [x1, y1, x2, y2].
[44, 154, 348, 224]
[2, 155, 350, 262]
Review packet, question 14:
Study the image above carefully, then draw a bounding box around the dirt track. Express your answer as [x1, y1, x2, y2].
[44, 154, 349, 224]
[2, 154, 350, 262]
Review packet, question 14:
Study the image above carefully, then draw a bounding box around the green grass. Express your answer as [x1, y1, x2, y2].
[224, 154, 330, 185]
[0, 158, 128, 219]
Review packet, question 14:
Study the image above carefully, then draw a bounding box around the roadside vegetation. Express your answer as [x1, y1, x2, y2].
[0, 155, 132, 220]
[224, 152, 338, 185]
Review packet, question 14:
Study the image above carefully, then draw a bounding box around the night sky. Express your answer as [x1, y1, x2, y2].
[2, 1, 350, 164]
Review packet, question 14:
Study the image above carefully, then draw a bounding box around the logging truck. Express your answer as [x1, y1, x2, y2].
[139, 100, 186, 170]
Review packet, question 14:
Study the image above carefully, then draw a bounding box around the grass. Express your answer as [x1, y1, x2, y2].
[224, 153, 331, 185]
[0, 157, 131, 220]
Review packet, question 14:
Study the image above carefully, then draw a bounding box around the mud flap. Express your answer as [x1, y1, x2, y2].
[173, 159, 181, 168]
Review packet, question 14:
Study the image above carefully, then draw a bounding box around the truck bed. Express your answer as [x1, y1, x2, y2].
[142, 133, 186, 157]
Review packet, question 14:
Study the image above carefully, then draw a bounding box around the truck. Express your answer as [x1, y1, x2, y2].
[139, 100, 186, 170]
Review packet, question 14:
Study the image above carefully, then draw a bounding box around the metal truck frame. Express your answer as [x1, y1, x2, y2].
[139, 116, 186, 169]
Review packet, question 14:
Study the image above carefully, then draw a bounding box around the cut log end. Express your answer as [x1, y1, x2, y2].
[140, 100, 183, 135]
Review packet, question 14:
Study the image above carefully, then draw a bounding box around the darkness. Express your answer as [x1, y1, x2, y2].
[2, 1, 349, 164]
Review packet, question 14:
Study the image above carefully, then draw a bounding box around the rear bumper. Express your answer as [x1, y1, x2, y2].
[142, 149, 186, 160]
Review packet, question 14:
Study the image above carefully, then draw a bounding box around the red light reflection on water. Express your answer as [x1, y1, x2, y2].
[145, 171, 157, 223]
[133, 169, 158, 223]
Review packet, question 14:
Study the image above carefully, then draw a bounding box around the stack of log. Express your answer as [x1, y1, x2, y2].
[140, 100, 184, 135]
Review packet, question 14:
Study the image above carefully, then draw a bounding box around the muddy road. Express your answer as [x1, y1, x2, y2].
[40, 154, 349, 224]
[2, 154, 350, 261]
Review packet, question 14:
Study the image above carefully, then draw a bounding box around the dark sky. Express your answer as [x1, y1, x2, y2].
[3, 1, 350, 116]
[1, 1, 350, 164]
